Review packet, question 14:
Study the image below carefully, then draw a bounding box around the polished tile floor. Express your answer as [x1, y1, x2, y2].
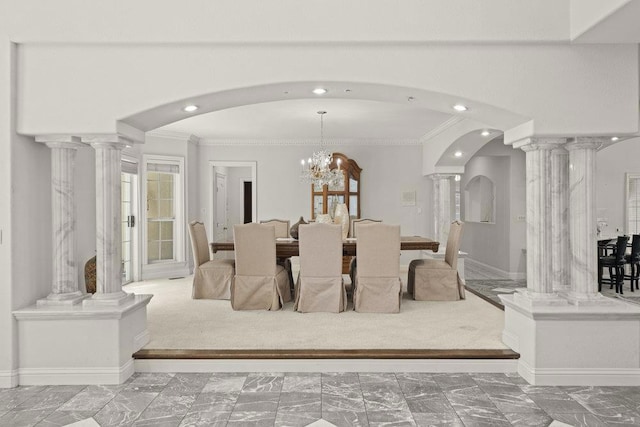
[2, 372, 640, 426]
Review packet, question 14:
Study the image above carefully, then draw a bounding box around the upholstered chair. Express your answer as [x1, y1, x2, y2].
[260, 218, 294, 291]
[349, 218, 382, 238]
[231, 223, 292, 310]
[351, 223, 402, 313]
[407, 220, 465, 301]
[295, 223, 347, 313]
[599, 234, 630, 294]
[188, 221, 234, 299]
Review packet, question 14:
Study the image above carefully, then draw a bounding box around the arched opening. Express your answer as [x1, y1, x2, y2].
[465, 175, 496, 224]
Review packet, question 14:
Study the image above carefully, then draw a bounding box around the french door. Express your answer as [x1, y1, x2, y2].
[121, 172, 138, 284]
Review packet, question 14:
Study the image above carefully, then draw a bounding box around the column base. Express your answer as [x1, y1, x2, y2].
[83, 291, 134, 307]
[512, 288, 568, 308]
[565, 291, 618, 306]
[37, 291, 89, 307]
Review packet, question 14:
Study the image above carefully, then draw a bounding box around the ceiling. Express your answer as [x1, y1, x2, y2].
[156, 98, 454, 141]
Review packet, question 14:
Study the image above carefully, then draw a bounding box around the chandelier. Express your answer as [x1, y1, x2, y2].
[300, 111, 344, 187]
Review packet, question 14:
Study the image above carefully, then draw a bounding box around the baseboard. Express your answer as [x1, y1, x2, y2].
[133, 330, 150, 352]
[466, 258, 525, 280]
[518, 360, 640, 386]
[142, 262, 190, 280]
[135, 358, 518, 374]
[502, 330, 519, 352]
[0, 369, 19, 388]
[18, 359, 135, 385]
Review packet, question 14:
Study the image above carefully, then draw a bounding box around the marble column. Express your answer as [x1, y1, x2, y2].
[513, 138, 567, 306]
[36, 136, 88, 306]
[565, 137, 610, 304]
[551, 146, 570, 293]
[83, 137, 134, 306]
[431, 174, 454, 246]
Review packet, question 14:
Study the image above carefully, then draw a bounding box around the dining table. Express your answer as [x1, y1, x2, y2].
[210, 236, 440, 258]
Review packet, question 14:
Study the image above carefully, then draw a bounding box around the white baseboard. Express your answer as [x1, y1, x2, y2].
[19, 359, 135, 385]
[502, 330, 519, 352]
[133, 330, 150, 353]
[0, 369, 19, 388]
[142, 262, 190, 280]
[519, 360, 640, 386]
[466, 258, 526, 280]
[135, 358, 518, 374]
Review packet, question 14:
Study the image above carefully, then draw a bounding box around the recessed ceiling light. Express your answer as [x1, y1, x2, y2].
[408, 96, 415, 102]
[312, 88, 327, 95]
[344, 89, 351, 93]
[611, 136, 619, 142]
[453, 104, 468, 112]
[183, 105, 198, 112]
[283, 91, 289, 94]
[454, 151, 463, 157]
[481, 130, 490, 137]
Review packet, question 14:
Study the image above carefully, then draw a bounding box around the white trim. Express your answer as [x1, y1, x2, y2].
[133, 330, 150, 352]
[209, 161, 257, 236]
[419, 116, 465, 142]
[465, 257, 526, 280]
[518, 359, 640, 386]
[502, 330, 520, 352]
[0, 369, 19, 388]
[199, 138, 420, 146]
[135, 358, 518, 374]
[18, 359, 135, 386]
[141, 261, 190, 280]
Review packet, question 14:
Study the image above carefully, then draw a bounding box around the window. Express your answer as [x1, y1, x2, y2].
[144, 157, 184, 265]
[627, 174, 640, 234]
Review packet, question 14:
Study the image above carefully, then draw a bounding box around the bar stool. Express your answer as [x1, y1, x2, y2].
[624, 234, 640, 292]
[598, 235, 629, 294]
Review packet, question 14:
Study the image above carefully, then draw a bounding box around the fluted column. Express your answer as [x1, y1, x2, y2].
[431, 174, 454, 245]
[83, 137, 134, 306]
[36, 136, 88, 306]
[566, 137, 608, 304]
[513, 138, 567, 306]
[551, 146, 570, 293]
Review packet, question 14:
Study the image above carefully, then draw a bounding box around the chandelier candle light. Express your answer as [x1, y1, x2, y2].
[300, 111, 344, 188]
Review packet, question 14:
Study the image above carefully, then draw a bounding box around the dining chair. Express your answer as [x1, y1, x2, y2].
[231, 223, 292, 310]
[624, 234, 640, 292]
[352, 223, 402, 313]
[187, 221, 235, 299]
[260, 218, 294, 293]
[407, 221, 465, 301]
[294, 223, 347, 313]
[349, 218, 382, 238]
[598, 235, 629, 294]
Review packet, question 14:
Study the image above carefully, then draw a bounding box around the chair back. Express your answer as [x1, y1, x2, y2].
[259, 219, 290, 238]
[233, 223, 277, 276]
[356, 223, 400, 277]
[444, 221, 465, 269]
[350, 218, 382, 238]
[631, 234, 640, 260]
[299, 223, 342, 277]
[188, 221, 211, 267]
[614, 235, 630, 263]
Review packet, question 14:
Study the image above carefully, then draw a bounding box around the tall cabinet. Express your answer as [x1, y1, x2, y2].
[310, 152, 362, 220]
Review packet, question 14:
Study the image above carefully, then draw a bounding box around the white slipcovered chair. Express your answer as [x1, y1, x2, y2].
[352, 223, 402, 313]
[349, 218, 382, 238]
[407, 220, 466, 301]
[188, 221, 234, 299]
[259, 219, 290, 238]
[231, 223, 292, 310]
[294, 223, 347, 313]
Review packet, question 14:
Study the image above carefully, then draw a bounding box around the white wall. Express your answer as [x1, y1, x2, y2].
[186, 139, 199, 271]
[596, 137, 640, 235]
[460, 138, 526, 276]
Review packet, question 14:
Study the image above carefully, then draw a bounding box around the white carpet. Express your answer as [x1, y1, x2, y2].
[125, 276, 508, 350]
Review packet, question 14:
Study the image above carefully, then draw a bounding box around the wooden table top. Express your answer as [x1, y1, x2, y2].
[211, 236, 439, 257]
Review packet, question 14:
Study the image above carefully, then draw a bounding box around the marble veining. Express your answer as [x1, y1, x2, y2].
[431, 174, 453, 245]
[1, 372, 640, 426]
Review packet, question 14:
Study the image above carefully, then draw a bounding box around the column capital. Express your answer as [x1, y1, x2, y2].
[35, 135, 84, 150]
[83, 134, 133, 150]
[565, 137, 607, 151]
[513, 137, 568, 151]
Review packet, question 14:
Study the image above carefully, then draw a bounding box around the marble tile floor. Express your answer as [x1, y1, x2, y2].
[3, 372, 640, 426]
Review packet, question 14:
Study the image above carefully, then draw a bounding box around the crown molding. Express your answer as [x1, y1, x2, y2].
[419, 116, 465, 142]
[197, 138, 420, 146]
[145, 129, 197, 141]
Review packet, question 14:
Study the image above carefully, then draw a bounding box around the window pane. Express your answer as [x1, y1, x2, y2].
[160, 173, 173, 182]
[159, 181, 173, 198]
[147, 200, 158, 218]
[349, 176, 358, 192]
[160, 221, 173, 240]
[161, 241, 174, 260]
[148, 221, 160, 241]
[349, 195, 358, 216]
[159, 200, 173, 218]
[148, 241, 160, 262]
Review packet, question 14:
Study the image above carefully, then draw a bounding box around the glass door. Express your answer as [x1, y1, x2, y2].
[121, 172, 137, 284]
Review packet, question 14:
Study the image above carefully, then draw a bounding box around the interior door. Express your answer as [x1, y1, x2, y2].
[215, 172, 229, 242]
[121, 172, 136, 284]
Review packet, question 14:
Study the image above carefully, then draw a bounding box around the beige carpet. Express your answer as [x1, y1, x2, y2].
[125, 276, 508, 350]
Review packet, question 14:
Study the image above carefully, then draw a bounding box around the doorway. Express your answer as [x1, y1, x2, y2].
[121, 171, 139, 284]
